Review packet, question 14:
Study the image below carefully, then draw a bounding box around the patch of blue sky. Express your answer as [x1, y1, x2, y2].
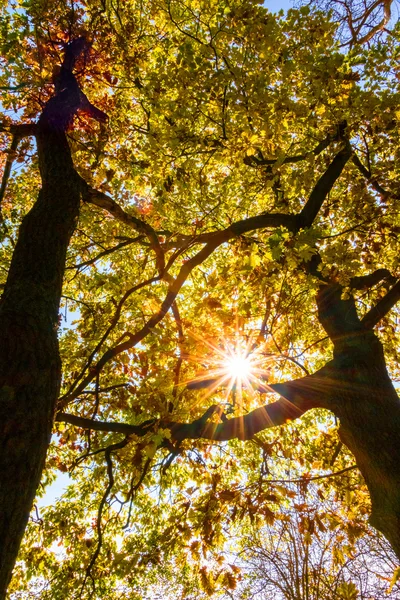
[265, 0, 295, 13]
[36, 471, 71, 508]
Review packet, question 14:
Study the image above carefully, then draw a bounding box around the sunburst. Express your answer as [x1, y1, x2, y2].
[186, 333, 275, 409]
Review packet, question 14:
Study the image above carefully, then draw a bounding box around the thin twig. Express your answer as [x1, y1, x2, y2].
[80, 436, 129, 597]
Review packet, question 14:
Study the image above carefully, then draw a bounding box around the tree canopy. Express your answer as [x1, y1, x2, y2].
[0, 0, 399, 598]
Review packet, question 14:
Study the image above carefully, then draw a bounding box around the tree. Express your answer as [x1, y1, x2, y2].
[236, 487, 400, 599]
[0, 0, 399, 597]
[299, 0, 398, 46]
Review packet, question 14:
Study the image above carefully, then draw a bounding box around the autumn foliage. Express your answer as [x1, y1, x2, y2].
[0, 0, 400, 598]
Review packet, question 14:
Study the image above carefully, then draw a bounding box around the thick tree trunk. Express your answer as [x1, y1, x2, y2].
[315, 285, 400, 559]
[329, 333, 400, 558]
[0, 127, 80, 597]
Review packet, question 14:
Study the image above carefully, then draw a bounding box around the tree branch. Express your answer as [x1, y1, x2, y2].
[0, 134, 19, 213]
[0, 124, 37, 214]
[260, 465, 358, 485]
[56, 395, 311, 441]
[229, 212, 297, 235]
[56, 411, 156, 435]
[79, 181, 165, 275]
[243, 122, 347, 167]
[352, 153, 394, 198]
[80, 435, 129, 597]
[57, 368, 327, 443]
[0, 123, 36, 138]
[297, 143, 352, 229]
[361, 280, 400, 329]
[67, 236, 143, 270]
[354, 0, 392, 45]
[167, 212, 297, 248]
[350, 268, 395, 290]
[171, 300, 184, 405]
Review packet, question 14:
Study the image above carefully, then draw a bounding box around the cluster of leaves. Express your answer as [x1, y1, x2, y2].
[0, 0, 399, 597]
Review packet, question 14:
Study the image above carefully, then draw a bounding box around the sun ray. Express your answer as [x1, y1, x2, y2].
[184, 330, 277, 411]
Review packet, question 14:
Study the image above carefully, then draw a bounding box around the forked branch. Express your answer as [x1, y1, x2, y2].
[354, 0, 392, 45]
[352, 153, 395, 198]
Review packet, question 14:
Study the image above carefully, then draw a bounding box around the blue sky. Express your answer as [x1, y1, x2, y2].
[266, 0, 295, 13]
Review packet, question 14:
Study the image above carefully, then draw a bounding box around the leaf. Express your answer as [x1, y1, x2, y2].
[337, 581, 358, 600]
[143, 442, 157, 459]
[219, 490, 239, 502]
[388, 567, 400, 594]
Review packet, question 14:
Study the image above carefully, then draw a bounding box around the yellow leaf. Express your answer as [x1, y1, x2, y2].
[144, 442, 157, 459]
[388, 566, 400, 594]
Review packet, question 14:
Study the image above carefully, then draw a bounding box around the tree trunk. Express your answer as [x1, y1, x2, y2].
[329, 333, 400, 558]
[315, 285, 400, 559]
[0, 127, 80, 597]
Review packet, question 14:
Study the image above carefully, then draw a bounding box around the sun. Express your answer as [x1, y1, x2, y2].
[186, 333, 274, 407]
[224, 350, 252, 380]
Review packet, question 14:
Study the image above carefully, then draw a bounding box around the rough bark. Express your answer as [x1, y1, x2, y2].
[0, 128, 81, 598]
[0, 36, 109, 595]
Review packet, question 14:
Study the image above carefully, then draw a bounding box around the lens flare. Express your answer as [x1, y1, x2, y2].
[186, 333, 274, 409]
[225, 354, 251, 379]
